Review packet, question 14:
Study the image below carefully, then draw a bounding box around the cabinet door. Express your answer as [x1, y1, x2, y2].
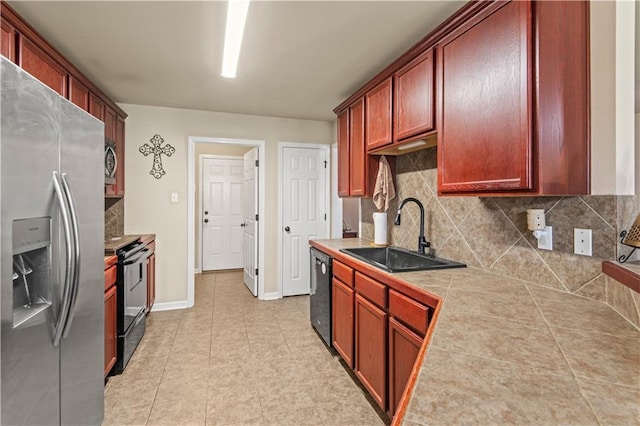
[388, 317, 423, 416]
[337, 109, 350, 197]
[115, 116, 125, 196]
[394, 49, 434, 142]
[88, 92, 105, 122]
[104, 285, 117, 377]
[18, 35, 67, 96]
[68, 76, 89, 111]
[332, 278, 354, 367]
[349, 98, 367, 196]
[355, 293, 387, 410]
[104, 107, 116, 142]
[1, 17, 15, 62]
[146, 253, 156, 313]
[438, 1, 532, 193]
[365, 77, 392, 150]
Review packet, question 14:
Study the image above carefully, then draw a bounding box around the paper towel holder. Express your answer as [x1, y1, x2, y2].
[618, 212, 640, 263]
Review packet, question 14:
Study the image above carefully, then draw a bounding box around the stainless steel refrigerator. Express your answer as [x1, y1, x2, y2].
[1, 57, 105, 425]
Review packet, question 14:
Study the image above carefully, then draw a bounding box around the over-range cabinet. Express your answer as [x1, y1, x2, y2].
[0, 57, 105, 425]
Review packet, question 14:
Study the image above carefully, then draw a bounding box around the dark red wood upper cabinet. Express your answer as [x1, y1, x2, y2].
[394, 49, 434, 142]
[438, 1, 533, 194]
[365, 77, 393, 151]
[534, 0, 590, 195]
[68, 75, 89, 111]
[349, 98, 367, 196]
[104, 107, 116, 142]
[437, 0, 589, 196]
[18, 35, 67, 97]
[115, 115, 125, 197]
[1, 16, 15, 61]
[88, 92, 105, 122]
[337, 109, 350, 197]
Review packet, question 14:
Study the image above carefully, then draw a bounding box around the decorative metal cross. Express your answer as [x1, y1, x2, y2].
[139, 134, 175, 179]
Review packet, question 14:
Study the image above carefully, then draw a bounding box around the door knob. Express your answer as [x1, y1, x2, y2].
[284, 226, 290, 232]
[204, 219, 209, 223]
[240, 223, 246, 227]
[204, 211, 208, 215]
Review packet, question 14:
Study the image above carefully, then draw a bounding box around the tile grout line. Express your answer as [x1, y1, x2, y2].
[144, 307, 182, 426]
[522, 282, 603, 425]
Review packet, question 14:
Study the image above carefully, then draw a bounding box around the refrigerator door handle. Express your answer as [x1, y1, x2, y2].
[61, 173, 81, 339]
[52, 171, 75, 347]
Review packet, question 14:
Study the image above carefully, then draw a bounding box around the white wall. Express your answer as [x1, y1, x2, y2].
[591, 0, 636, 195]
[342, 198, 360, 232]
[194, 143, 252, 272]
[121, 104, 332, 304]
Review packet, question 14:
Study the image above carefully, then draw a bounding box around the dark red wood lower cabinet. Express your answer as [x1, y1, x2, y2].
[388, 317, 423, 416]
[104, 285, 117, 378]
[355, 293, 387, 411]
[332, 278, 354, 367]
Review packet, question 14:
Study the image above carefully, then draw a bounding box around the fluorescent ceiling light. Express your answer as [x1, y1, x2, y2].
[221, 0, 251, 78]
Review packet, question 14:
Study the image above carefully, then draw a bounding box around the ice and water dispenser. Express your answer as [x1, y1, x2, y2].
[12, 218, 52, 328]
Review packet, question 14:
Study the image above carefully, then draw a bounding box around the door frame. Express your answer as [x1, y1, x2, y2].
[188, 137, 266, 305]
[198, 154, 244, 272]
[277, 142, 331, 298]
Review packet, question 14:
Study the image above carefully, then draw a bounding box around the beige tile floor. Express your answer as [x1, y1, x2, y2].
[103, 270, 384, 426]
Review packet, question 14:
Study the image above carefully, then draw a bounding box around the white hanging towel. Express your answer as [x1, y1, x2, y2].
[372, 155, 396, 212]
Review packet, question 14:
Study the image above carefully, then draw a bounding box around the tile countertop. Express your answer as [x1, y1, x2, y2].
[104, 235, 141, 254]
[310, 239, 640, 425]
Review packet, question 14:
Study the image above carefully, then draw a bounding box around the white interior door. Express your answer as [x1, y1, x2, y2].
[282, 146, 328, 296]
[202, 157, 244, 271]
[243, 148, 259, 296]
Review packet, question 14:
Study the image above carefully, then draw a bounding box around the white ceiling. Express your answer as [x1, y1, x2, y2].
[8, 1, 466, 122]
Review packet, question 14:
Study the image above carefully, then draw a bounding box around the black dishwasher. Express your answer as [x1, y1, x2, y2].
[310, 247, 332, 347]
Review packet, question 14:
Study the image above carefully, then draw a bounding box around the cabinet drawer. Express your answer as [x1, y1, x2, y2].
[355, 271, 387, 309]
[389, 289, 430, 336]
[333, 259, 354, 287]
[104, 264, 117, 291]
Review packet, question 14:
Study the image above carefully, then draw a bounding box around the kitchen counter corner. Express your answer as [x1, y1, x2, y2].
[310, 238, 640, 425]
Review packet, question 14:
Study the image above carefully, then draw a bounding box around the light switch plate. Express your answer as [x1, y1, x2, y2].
[537, 226, 553, 250]
[574, 228, 592, 256]
[171, 192, 179, 203]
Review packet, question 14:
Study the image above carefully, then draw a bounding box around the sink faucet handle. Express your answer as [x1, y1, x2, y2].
[418, 236, 430, 254]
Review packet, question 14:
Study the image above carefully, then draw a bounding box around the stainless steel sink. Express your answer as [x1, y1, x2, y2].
[340, 246, 466, 273]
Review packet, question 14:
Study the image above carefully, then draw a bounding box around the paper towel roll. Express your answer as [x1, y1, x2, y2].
[373, 212, 387, 245]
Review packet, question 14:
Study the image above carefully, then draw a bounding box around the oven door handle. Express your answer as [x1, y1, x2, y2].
[61, 173, 81, 339]
[52, 172, 75, 347]
[123, 249, 149, 265]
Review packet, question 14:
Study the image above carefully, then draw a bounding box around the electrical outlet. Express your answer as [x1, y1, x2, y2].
[537, 226, 553, 250]
[171, 192, 179, 203]
[574, 228, 592, 256]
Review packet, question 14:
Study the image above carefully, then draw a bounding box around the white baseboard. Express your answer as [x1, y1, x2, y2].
[194, 267, 201, 274]
[261, 291, 281, 301]
[151, 300, 189, 312]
